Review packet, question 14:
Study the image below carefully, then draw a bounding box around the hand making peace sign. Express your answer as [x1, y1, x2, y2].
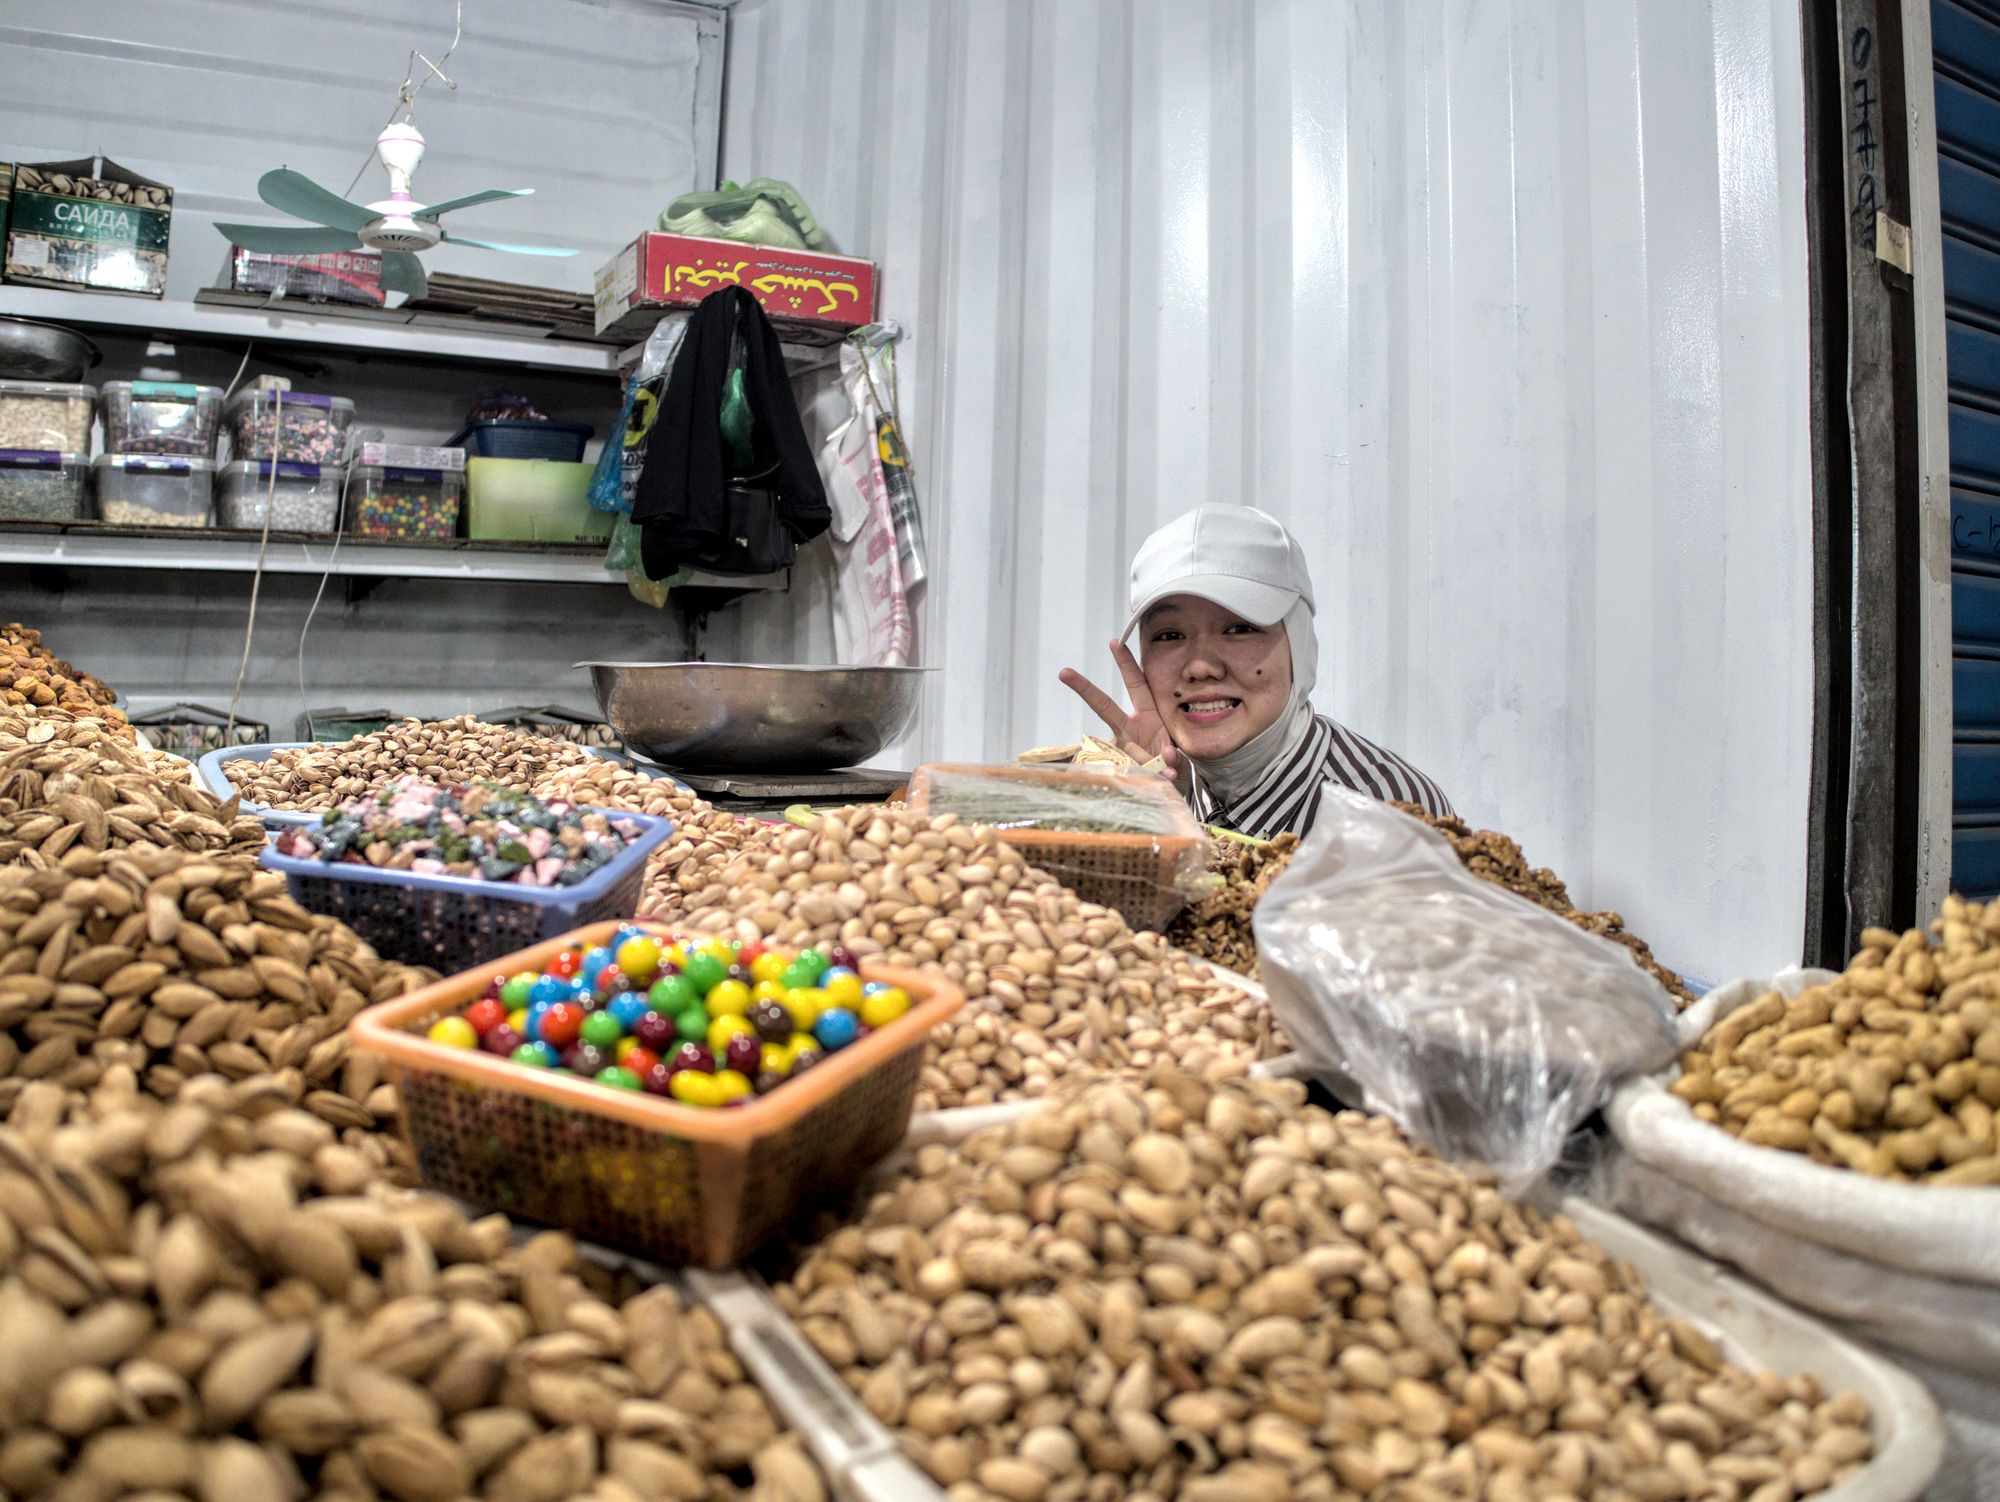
[1058, 640, 1186, 787]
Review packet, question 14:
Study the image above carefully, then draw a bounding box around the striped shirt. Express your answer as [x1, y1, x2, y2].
[1188, 713, 1453, 837]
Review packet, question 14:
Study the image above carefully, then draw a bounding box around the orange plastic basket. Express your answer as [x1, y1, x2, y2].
[350, 920, 963, 1268]
[908, 763, 1205, 933]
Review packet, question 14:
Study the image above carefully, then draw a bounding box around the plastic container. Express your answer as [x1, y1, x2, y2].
[0, 449, 87, 520]
[100, 380, 223, 456]
[263, 809, 674, 971]
[197, 740, 617, 829]
[349, 920, 966, 1267]
[448, 418, 592, 463]
[225, 388, 354, 464]
[0, 380, 94, 452]
[217, 459, 339, 533]
[347, 462, 463, 541]
[908, 763, 1209, 932]
[676, 1195, 1943, 1502]
[464, 458, 612, 543]
[90, 454, 214, 528]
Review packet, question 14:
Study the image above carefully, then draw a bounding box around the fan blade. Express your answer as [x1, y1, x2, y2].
[441, 233, 578, 257]
[418, 187, 532, 220]
[215, 222, 365, 254]
[379, 251, 430, 300]
[256, 169, 376, 232]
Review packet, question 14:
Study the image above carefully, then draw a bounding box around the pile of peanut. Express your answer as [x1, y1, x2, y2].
[1, 625, 125, 731]
[1671, 901, 2000, 1184]
[0, 846, 436, 1176]
[219, 718, 595, 814]
[0, 1069, 823, 1502]
[639, 804, 1286, 1110]
[782, 1071, 1874, 1502]
[1, 725, 264, 870]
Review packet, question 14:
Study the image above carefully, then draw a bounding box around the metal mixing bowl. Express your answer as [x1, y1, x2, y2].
[0, 317, 100, 382]
[577, 662, 930, 771]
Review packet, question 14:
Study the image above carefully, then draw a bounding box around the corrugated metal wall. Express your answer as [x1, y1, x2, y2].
[717, 0, 1814, 983]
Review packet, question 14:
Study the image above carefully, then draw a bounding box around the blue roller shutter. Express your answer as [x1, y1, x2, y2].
[1939, 0, 2000, 894]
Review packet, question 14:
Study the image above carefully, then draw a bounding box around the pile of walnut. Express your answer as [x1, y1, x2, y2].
[1165, 836, 1299, 979]
[1, 722, 264, 871]
[641, 803, 1285, 1111]
[1670, 900, 2000, 1184]
[219, 718, 595, 815]
[781, 1071, 1874, 1502]
[1, 624, 126, 731]
[1166, 807, 1691, 1006]
[0, 846, 434, 1180]
[0, 1069, 824, 1502]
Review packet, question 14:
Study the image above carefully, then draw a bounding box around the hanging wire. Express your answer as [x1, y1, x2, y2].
[341, 0, 465, 198]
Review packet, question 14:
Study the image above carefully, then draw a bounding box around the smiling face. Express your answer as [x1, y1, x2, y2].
[1136, 594, 1294, 759]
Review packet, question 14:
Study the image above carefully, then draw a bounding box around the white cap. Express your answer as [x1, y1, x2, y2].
[1122, 505, 1316, 638]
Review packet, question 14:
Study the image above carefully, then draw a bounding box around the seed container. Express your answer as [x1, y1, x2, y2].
[225, 388, 354, 463]
[91, 454, 214, 528]
[0, 449, 87, 520]
[217, 460, 339, 533]
[350, 920, 965, 1267]
[100, 380, 222, 456]
[0, 380, 94, 451]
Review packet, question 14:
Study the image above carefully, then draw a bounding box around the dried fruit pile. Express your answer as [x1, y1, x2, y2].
[781, 1071, 1875, 1502]
[644, 805, 1284, 1111]
[0, 846, 435, 1178]
[1, 623, 125, 730]
[0, 1070, 823, 1501]
[1165, 807, 1692, 1006]
[219, 718, 595, 814]
[1671, 901, 2000, 1184]
[1, 724, 264, 870]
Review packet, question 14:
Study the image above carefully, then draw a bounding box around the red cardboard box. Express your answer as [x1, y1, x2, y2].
[593, 231, 876, 343]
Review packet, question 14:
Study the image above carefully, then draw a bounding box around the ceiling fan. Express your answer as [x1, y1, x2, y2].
[215, 121, 575, 301]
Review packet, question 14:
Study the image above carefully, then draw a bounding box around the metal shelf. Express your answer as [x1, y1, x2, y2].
[0, 286, 621, 375]
[0, 524, 787, 590]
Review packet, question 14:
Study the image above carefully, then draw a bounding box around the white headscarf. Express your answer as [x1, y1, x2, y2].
[1178, 597, 1318, 803]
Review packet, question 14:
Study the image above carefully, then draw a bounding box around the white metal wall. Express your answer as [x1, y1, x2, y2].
[717, 0, 1815, 984]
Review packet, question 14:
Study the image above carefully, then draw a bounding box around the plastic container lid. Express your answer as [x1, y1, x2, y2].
[349, 462, 463, 488]
[93, 453, 218, 475]
[224, 388, 355, 415]
[221, 459, 331, 482]
[0, 380, 96, 398]
[103, 379, 222, 403]
[0, 448, 86, 470]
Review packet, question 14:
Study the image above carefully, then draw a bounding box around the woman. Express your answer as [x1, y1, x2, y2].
[1061, 504, 1452, 837]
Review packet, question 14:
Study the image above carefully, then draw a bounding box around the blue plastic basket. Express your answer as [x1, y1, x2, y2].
[448, 420, 593, 463]
[261, 808, 674, 971]
[197, 741, 626, 828]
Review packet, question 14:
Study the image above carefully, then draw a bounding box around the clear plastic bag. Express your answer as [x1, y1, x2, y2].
[1254, 786, 1677, 1191]
[908, 763, 1211, 932]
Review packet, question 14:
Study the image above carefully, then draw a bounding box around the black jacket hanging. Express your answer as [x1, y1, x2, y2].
[632, 286, 831, 579]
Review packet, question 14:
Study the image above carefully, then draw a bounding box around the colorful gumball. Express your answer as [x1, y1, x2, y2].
[483, 1024, 525, 1057]
[670, 1070, 725, 1107]
[675, 1005, 710, 1044]
[580, 946, 614, 982]
[511, 1040, 559, 1068]
[563, 1042, 612, 1076]
[707, 1014, 755, 1056]
[642, 1062, 677, 1095]
[463, 998, 507, 1037]
[682, 950, 726, 994]
[723, 1033, 762, 1076]
[750, 1000, 793, 1044]
[819, 969, 863, 1010]
[608, 993, 651, 1032]
[580, 1011, 624, 1049]
[623, 1045, 661, 1078]
[648, 975, 698, 1016]
[615, 935, 662, 985]
[713, 1069, 753, 1103]
[859, 987, 911, 1028]
[595, 1066, 643, 1091]
[827, 945, 860, 972]
[706, 979, 752, 1018]
[428, 1016, 478, 1049]
[633, 1011, 676, 1051]
[548, 949, 583, 980]
[539, 1002, 584, 1049]
[672, 1041, 715, 1074]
